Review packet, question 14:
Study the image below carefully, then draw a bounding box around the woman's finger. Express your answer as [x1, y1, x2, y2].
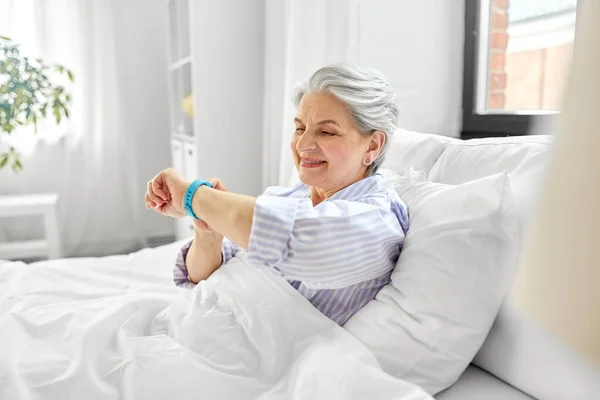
[156, 201, 169, 214]
[151, 178, 170, 201]
[147, 181, 165, 206]
[209, 178, 228, 192]
[145, 192, 157, 209]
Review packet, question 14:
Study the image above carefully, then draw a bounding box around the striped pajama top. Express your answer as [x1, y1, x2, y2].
[173, 173, 409, 325]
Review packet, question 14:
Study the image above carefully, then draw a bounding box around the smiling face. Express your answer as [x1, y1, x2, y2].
[291, 91, 383, 198]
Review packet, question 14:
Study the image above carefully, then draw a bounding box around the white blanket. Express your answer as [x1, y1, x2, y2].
[0, 243, 431, 399]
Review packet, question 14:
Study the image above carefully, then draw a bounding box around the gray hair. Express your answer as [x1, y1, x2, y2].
[292, 64, 399, 176]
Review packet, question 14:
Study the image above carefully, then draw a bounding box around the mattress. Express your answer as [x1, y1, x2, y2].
[436, 365, 534, 400]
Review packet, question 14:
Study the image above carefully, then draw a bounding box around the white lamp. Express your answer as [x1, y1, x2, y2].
[512, 0, 600, 366]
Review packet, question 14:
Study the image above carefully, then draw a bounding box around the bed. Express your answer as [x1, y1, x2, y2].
[1, 238, 591, 400]
[2, 130, 598, 399]
[0, 239, 532, 400]
[0, 240, 433, 399]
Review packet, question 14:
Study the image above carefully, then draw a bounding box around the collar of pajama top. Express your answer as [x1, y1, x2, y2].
[173, 173, 409, 325]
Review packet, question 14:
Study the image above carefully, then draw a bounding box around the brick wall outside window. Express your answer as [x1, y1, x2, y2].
[488, 0, 509, 109]
[487, 0, 574, 111]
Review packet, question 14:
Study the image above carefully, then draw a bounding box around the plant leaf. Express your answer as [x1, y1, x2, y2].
[1, 38, 73, 135]
[53, 107, 61, 124]
[0, 153, 8, 168]
[12, 157, 23, 173]
[2, 123, 13, 133]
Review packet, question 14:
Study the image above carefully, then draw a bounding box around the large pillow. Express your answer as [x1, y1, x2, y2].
[344, 172, 521, 395]
[428, 138, 550, 229]
[380, 128, 457, 177]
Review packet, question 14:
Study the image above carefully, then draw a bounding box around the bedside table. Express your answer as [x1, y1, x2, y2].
[0, 193, 62, 260]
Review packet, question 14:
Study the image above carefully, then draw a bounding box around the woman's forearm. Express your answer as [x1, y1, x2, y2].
[185, 232, 224, 283]
[191, 186, 256, 250]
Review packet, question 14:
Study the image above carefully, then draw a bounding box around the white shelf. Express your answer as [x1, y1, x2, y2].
[0, 194, 58, 217]
[168, 60, 194, 135]
[0, 193, 63, 259]
[0, 240, 49, 260]
[167, 0, 196, 242]
[168, 0, 191, 65]
[171, 132, 195, 143]
[169, 55, 192, 71]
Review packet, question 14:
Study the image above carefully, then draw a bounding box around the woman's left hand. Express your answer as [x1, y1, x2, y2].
[145, 168, 190, 218]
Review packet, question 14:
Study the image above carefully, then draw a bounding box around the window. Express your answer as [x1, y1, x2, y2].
[462, 0, 578, 138]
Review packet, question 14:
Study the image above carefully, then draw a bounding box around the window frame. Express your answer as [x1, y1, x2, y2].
[461, 0, 561, 140]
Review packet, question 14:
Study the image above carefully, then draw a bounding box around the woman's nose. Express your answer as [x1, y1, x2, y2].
[296, 130, 317, 152]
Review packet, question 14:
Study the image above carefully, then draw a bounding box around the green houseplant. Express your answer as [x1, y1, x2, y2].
[0, 36, 73, 172]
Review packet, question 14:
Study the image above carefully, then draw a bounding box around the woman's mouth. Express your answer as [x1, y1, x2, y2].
[300, 159, 327, 168]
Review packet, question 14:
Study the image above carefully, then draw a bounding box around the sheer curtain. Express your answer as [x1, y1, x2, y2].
[0, 0, 74, 153]
[262, 0, 465, 187]
[262, 0, 359, 187]
[0, 0, 171, 256]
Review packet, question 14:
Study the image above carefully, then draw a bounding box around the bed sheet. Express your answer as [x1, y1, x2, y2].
[0, 242, 431, 400]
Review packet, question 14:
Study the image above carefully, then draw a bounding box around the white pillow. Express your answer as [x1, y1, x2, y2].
[381, 128, 457, 177]
[344, 172, 521, 395]
[379, 167, 426, 185]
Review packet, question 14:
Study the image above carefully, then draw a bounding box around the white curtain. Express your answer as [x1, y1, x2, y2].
[0, 0, 172, 257]
[0, 0, 74, 152]
[262, 0, 465, 187]
[262, 0, 359, 187]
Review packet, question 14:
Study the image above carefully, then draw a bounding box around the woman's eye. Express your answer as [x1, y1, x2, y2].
[321, 131, 335, 136]
[295, 128, 305, 134]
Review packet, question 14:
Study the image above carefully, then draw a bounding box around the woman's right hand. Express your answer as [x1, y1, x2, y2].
[193, 177, 228, 235]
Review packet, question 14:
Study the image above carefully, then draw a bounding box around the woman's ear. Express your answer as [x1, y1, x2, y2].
[365, 130, 386, 164]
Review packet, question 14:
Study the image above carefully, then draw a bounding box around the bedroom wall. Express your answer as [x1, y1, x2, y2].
[355, 0, 465, 138]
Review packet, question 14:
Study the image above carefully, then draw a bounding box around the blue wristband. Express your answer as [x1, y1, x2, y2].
[183, 179, 213, 220]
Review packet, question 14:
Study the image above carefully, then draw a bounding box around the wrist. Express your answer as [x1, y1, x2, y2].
[184, 180, 212, 220]
[190, 184, 212, 221]
[174, 179, 192, 217]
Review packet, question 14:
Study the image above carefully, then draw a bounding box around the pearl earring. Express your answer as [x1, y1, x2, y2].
[365, 159, 370, 165]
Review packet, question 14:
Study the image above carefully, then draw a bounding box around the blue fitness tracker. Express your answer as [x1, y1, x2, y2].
[183, 179, 213, 220]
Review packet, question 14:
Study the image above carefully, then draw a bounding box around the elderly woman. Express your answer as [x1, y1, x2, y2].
[145, 65, 408, 325]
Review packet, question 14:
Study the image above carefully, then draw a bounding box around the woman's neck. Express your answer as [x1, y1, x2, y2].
[309, 174, 369, 206]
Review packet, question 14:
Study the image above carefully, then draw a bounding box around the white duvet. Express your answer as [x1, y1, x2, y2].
[0, 241, 430, 400]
